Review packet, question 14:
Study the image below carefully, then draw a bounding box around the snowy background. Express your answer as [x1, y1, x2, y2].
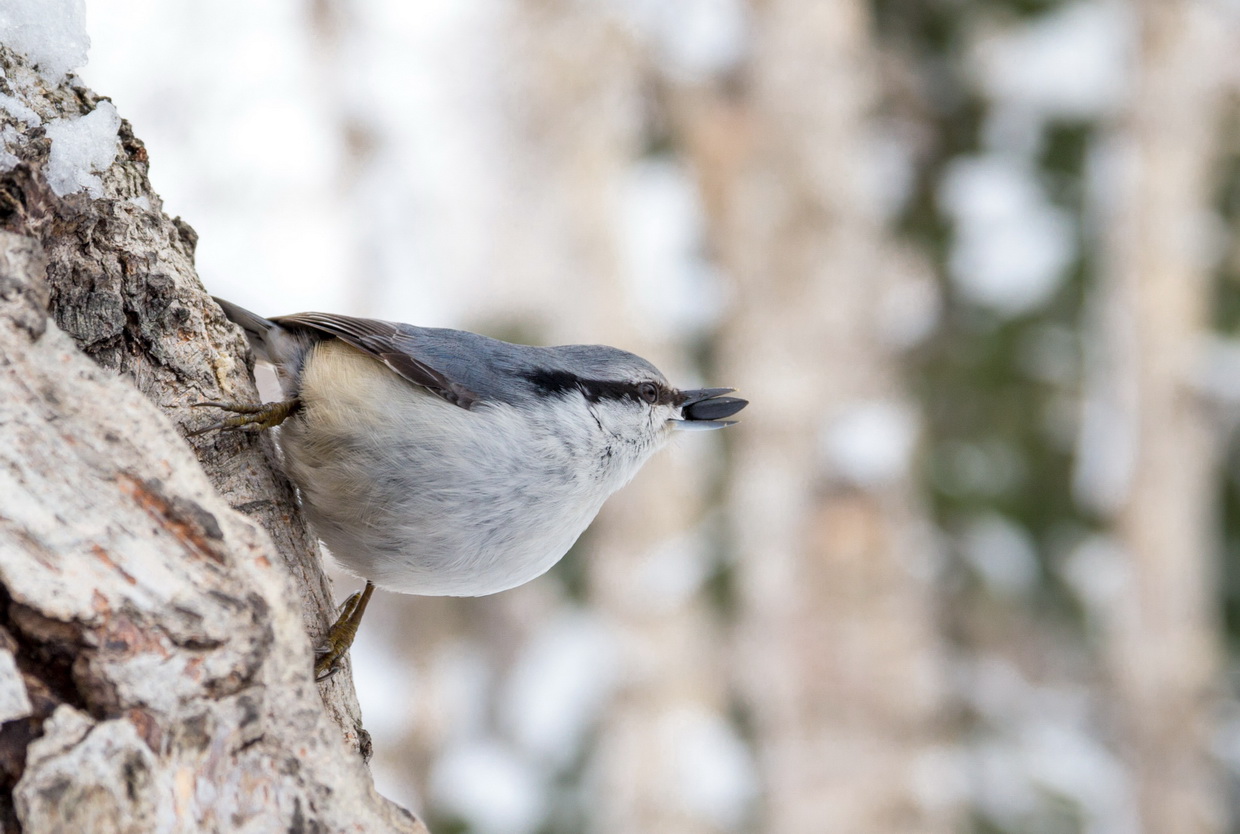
[7, 0, 1240, 831]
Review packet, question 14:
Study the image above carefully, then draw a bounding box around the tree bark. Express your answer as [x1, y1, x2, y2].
[0, 45, 426, 833]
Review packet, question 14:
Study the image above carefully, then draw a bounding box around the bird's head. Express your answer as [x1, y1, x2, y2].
[522, 346, 748, 476]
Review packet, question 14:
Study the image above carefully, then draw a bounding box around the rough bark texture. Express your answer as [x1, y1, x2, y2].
[1093, 2, 1226, 831]
[0, 46, 427, 833]
[669, 2, 959, 832]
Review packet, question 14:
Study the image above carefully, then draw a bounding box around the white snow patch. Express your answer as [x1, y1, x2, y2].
[502, 610, 619, 766]
[957, 656, 1032, 725]
[0, 0, 90, 84]
[970, 0, 1132, 121]
[622, 158, 725, 337]
[44, 100, 121, 197]
[0, 93, 39, 127]
[1020, 720, 1134, 831]
[957, 658, 1135, 829]
[658, 707, 757, 828]
[1058, 534, 1129, 613]
[911, 746, 969, 812]
[1073, 356, 1136, 514]
[349, 632, 419, 741]
[959, 513, 1039, 595]
[0, 126, 18, 172]
[630, 533, 714, 613]
[870, 123, 921, 221]
[623, 0, 748, 82]
[422, 640, 496, 740]
[1211, 702, 1240, 776]
[879, 260, 942, 349]
[430, 740, 546, 834]
[939, 154, 1074, 317]
[820, 400, 920, 488]
[971, 737, 1038, 822]
[1194, 335, 1240, 404]
[960, 662, 1136, 834]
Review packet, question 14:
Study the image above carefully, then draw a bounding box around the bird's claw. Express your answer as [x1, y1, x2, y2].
[314, 581, 376, 682]
[189, 398, 301, 436]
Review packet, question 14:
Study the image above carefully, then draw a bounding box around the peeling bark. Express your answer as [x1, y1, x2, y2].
[0, 46, 427, 833]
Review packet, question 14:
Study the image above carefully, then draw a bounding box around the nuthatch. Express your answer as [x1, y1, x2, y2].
[198, 298, 747, 678]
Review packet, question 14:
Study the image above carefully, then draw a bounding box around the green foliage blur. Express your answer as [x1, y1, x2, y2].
[875, 0, 1240, 829]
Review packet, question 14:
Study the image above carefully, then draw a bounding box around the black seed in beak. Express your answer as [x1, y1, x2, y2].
[683, 395, 748, 422]
[674, 388, 748, 430]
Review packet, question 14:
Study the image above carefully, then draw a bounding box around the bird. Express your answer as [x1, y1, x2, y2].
[195, 297, 748, 679]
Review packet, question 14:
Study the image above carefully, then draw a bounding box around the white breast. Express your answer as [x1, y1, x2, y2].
[277, 341, 627, 596]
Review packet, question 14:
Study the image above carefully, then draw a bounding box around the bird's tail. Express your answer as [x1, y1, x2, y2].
[213, 297, 314, 392]
[213, 297, 279, 363]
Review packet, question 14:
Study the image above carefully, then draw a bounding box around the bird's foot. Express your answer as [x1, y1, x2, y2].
[189, 398, 301, 436]
[314, 581, 376, 682]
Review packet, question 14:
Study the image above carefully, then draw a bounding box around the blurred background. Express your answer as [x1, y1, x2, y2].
[79, 1, 1240, 832]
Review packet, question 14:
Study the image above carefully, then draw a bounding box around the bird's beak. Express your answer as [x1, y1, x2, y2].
[673, 388, 748, 431]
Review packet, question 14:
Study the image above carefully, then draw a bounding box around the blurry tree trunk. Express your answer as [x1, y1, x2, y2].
[0, 46, 424, 833]
[668, 2, 958, 832]
[348, 2, 751, 825]
[1089, 2, 1227, 831]
[499, 5, 742, 832]
[306, 0, 381, 310]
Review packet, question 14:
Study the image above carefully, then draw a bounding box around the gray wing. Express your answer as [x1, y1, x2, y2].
[272, 312, 481, 410]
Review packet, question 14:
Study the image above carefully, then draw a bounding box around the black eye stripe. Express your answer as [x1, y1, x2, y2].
[524, 370, 671, 405]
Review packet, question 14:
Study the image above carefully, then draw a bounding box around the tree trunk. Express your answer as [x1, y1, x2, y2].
[490, 6, 745, 830]
[668, 2, 959, 831]
[1085, 2, 1227, 831]
[0, 44, 426, 833]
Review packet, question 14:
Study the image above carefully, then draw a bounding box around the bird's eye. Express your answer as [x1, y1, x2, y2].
[637, 382, 659, 404]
